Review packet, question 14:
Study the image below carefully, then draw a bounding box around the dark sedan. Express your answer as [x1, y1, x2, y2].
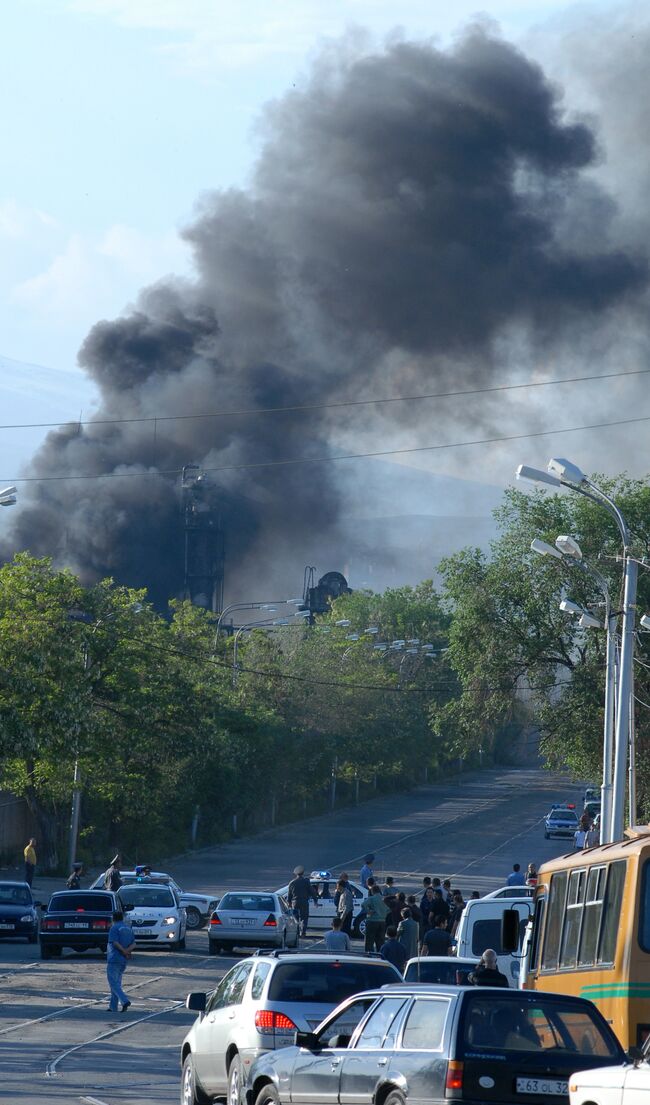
[39, 890, 117, 958]
[246, 984, 626, 1105]
[0, 881, 39, 943]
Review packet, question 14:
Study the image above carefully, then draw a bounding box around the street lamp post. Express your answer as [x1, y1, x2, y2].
[518, 458, 636, 840]
[214, 598, 303, 647]
[232, 612, 310, 685]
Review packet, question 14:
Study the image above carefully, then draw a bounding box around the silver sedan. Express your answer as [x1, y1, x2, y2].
[208, 891, 299, 953]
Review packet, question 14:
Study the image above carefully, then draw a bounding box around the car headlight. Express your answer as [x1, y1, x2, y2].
[162, 916, 177, 925]
[20, 914, 34, 923]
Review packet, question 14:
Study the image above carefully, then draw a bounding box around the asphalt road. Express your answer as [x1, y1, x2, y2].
[0, 765, 583, 1104]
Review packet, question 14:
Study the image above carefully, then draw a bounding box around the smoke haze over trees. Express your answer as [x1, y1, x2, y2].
[3, 23, 648, 604]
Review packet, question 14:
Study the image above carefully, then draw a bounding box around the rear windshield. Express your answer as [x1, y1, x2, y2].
[268, 961, 398, 1004]
[219, 894, 276, 912]
[119, 887, 175, 908]
[49, 893, 113, 912]
[0, 885, 32, 906]
[404, 961, 475, 985]
[460, 995, 621, 1059]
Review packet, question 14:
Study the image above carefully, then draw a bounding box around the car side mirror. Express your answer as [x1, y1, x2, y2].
[628, 1046, 644, 1066]
[186, 992, 207, 1013]
[295, 1031, 320, 1050]
[501, 908, 520, 953]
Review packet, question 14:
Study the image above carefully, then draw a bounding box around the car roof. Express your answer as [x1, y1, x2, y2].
[53, 888, 114, 895]
[252, 952, 394, 964]
[119, 882, 172, 891]
[548, 808, 577, 815]
[0, 881, 31, 888]
[405, 956, 477, 967]
[119, 870, 170, 878]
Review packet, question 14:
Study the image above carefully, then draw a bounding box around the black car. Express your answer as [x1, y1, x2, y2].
[39, 890, 117, 958]
[0, 881, 39, 943]
[246, 984, 626, 1105]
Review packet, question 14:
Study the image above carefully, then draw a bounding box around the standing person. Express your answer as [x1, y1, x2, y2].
[364, 886, 389, 952]
[421, 915, 455, 957]
[468, 948, 509, 988]
[336, 879, 354, 936]
[66, 862, 84, 890]
[107, 910, 135, 1013]
[380, 926, 407, 974]
[23, 839, 36, 887]
[397, 907, 419, 961]
[324, 916, 351, 952]
[360, 854, 375, 888]
[287, 866, 318, 937]
[104, 855, 122, 892]
[420, 886, 435, 930]
[381, 876, 395, 897]
[526, 864, 538, 888]
[470, 890, 481, 899]
[448, 890, 465, 936]
[442, 879, 453, 904]
[430, 888, 450, 926]
[506, 864, 526, 887]
[406, 895, 422, 928]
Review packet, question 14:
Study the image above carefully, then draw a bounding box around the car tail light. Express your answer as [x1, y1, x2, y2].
[75, 907, 86, 912]
[263, 915, 277, 927]
[255, 1010, 298, 1033]
[91, 919, 109, 930]
[445, 1061, 463, 1095]
[210, 914, 222, 926]
[43, 919, 62, 930]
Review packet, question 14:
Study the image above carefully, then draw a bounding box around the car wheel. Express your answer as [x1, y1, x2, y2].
[384, 1091, 406, 1105]
[228, 1054, 243, 1105]
[352, 915, 366, 938]
[208, 940, 220, 956]
[255, 1083, 280, 1105]
[185, 906, 202, 931]
[181, 1053, 210, 1105]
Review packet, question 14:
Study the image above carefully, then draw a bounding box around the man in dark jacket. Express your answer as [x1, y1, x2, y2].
[287, 865, 318, 936]
[380, 926, 407, 974]
[468, 948, 509, 988]
[104, 855, 122, 892]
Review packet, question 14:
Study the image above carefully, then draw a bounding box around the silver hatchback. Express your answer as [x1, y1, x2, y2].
[180, 952, 402, 1105]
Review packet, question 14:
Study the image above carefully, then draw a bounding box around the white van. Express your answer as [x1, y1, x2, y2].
[454, 894, 532, 986]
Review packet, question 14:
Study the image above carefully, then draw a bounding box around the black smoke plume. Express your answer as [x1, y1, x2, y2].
[4, 24, 646, 605]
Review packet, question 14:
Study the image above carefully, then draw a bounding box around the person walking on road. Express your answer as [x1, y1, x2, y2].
[397, 907, 419, 960]
[506, 864, 526, 887]
[468, 948, 509, 988]
[364, 885, 389, 952]
[336, 879, 354, 936]
[380, 926, 407, 974]
[288, 866, 318, 936]
[421, 915, 455, 957]
[360, 854, 375, 888]
[66, 862, 84, 890]
[107, 909, 135, 1013]
[104, 855, 122, 892]
[324, 916, 351, 952]
[23, 839, 36, 886]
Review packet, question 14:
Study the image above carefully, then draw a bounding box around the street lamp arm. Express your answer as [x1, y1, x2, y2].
[582, 479, 632, 547]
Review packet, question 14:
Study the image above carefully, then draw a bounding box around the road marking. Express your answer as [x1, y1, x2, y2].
[47, 998, 184, 1076]
[0, 974, 164, 1037]
[80, 1097, 110, 1105]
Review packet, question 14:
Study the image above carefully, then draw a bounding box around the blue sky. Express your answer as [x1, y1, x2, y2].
[0, 0, 633, 492]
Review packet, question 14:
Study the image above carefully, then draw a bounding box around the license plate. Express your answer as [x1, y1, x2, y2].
[231, 918, 256, 926]
[0, 924, 14, 930]
[516, 1077, 568, 1095]
[64, 922, 88, 929]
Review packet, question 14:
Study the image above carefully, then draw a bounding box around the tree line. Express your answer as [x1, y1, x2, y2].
[1, 473, 648, 870]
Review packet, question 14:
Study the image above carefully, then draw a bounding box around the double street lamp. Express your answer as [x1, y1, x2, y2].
[518, 457, 636, 840]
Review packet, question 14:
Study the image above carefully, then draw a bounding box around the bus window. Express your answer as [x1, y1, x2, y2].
[578, 866, 606, 967]
[541, 872, 567, 971]
[559, 869, 586, 969]
[597, 860, 626, 965]
[638, 860, 650, 952]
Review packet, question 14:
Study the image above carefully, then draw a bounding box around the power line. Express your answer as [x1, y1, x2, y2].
[0, 366, 647, 434]
[5, 411, 650, 486]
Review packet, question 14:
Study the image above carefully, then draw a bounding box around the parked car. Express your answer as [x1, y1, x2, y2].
[90, 868, 217, 930]
[246, 984, 625, 1105]
[117, 882, 186, 949]
[403, 955, 478, 984]
[0, 881, 39, 943]
[570, 1036, 650, 1103]
[39, 889, 117, 958]
[275, 872, 368, 936]
[180, 951, 402, 1105]
[545, 805, 580, 839]
[208, 891, 299, 953]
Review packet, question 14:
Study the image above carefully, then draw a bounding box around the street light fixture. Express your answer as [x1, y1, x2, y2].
[640, 614, 650, 631]
[0, 486, 17, 507]
[530, 537, 563, 560]
[559, 597, 587, 616]
[579, 611, 604, 630]
[555, 535, 583, 560]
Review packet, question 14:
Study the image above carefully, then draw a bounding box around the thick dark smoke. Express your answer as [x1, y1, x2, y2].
[5, 24, 647, 605]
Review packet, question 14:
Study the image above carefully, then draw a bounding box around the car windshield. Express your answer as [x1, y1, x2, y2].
[404, 960, 475, 985]
[460, 995, 620, 1058]
[49, 892, 113, 912]
[268, 961, 398, 1004]
[0, 886, 31, 906]
[550, 810, 577, 822]
[119, 887, 175, 908]
[219, 894, 276, 912]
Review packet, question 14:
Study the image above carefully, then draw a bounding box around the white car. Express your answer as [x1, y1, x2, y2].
[570, 1045, 650, 1104]
[275, 871, 368, 935]
[117, 882, 187, 949]
[90, 868, 218, 930]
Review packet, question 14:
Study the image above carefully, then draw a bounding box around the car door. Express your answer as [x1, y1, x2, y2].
[311, 882, 332, 930]
[198, 961, 254, 1092]
[192, 967, 240, 1093]
[290, 997, 378, 1104]
[623, 1057, 650, 1102]
[339, 997, 408, 1105]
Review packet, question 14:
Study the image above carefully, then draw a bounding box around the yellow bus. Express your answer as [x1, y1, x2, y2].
[521, 827, 650, 1047]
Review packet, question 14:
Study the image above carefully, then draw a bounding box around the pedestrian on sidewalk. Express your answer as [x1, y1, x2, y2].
[23, 839, 36, 886]
[364, 885, 389, 952]
[107, 910, 135, 1013]
[324, 917, 351, 952]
